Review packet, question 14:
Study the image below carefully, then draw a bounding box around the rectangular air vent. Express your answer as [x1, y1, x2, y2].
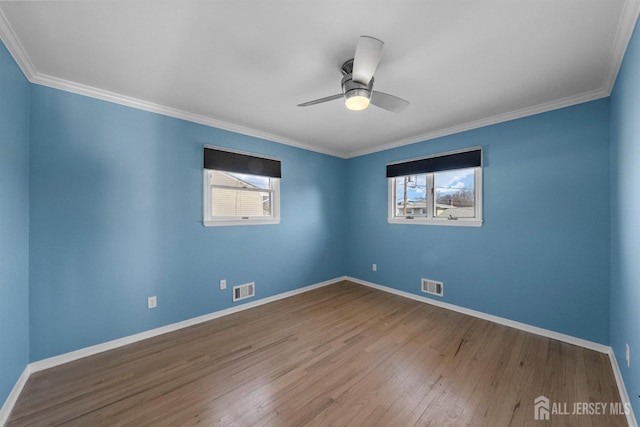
[233, 282, 255, 302]
[421, 278, 443, 297]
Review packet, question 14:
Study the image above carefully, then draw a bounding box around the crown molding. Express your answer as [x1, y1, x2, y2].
[28, 72, 347, 158]
[0, 6, 37, 78]
[344, 87, 610, 158]
[347, 0, 640, 160]
[0, 9, 346, 159]
[23, 67, 611, 161]
[603, 0, 640, 94]
[1, 2, 638, 161]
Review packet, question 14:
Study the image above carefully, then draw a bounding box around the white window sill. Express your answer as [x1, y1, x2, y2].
[204, 219, 280, 227]
[388, 218, 483, 227]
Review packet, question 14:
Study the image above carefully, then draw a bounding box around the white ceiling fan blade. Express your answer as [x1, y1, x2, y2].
[352, 36, 384, 84]
[297, 94, 343, 107]
[370, 91, 410, 113]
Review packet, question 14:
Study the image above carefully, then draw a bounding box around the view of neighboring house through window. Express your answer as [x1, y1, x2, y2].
[203, 146, 281, 226]
[434, 168, 476, 218]
[393, 168, 477, 219]
[209, 171, 274, 217]
[388, 148, 483, 227]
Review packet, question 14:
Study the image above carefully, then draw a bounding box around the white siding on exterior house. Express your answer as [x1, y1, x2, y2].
[209, 171, 270, 217]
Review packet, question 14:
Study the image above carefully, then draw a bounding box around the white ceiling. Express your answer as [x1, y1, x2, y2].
[0, 1, 638, 158]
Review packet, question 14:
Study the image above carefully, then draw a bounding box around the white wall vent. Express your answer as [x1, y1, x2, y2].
[421, 278, 443, 297]
[233, 282, 255, 302]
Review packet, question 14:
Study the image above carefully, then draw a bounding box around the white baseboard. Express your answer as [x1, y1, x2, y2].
[1, 276, 346, 424]
[346, 276, 610, 354]
[30, 276, 346, 373]
[608, 348, 638, 427]
[348, 277, 640, 423]
[345, 276, 638, 427]
[3, 276, 633, 426]
[0, 366, 30, 427]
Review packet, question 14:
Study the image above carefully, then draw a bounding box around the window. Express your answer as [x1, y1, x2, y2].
[387, 147, 483, 227]
[203, 146, 281, 226]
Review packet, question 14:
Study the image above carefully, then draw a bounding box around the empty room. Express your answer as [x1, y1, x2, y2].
[1, 1, 639, 426]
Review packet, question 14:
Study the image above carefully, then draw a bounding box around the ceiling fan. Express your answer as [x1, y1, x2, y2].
[297, 36, 410, 113]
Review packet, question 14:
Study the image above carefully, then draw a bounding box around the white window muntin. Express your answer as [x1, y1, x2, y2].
[203, 146, 281, 227]
[387, 149, 483, 227]
[204, 170, 280, 226]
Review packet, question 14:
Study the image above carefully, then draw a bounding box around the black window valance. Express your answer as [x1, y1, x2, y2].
[204, 147, 281, 178]
[386, 147, 482, 178]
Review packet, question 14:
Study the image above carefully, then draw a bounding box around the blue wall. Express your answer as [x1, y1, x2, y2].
[346, 99, 611, 345]
[0, 43, 30, 405]
[2, 22, 639, 414]
[28, 85, 346, 360]
[611, 21, 640, 418]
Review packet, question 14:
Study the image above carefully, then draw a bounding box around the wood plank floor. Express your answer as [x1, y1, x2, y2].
[8, 281, 627, 426]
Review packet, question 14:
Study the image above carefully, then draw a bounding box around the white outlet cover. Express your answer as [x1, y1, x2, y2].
[220, 279, 227, 290]
[626, 343, 630, 368]
[148, 296, 157, 309]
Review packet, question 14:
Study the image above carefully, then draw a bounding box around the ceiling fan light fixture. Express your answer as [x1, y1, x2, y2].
[344, 89, 370, 111]
[297, 36, 409, 113]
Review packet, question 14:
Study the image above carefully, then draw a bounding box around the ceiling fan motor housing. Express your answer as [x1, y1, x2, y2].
[341, 58, 373, 100]
[342, 74, 374, 99]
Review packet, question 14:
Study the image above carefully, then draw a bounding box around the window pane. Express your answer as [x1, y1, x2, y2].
[209, 170, 273, 218]
[210, 170, 270, 189]
[395, 175, 427, 217]
[434, 168, 475, 218]
[211, 187, 272, 217]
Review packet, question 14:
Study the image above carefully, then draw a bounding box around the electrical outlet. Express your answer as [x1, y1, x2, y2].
[372, 263, 377, 272]
[626, 343, 630, 368]
[147, 296, 157, 309]
[220, 279, 227, 290]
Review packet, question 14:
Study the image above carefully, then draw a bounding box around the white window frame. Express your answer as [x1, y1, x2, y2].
[203, 148, 281, 227]
[387, 151, 483, 228]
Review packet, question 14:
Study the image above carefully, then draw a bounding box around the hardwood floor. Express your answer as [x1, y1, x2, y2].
[7, 281, 627, 426]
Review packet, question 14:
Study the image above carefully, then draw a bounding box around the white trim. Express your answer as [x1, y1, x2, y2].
[0, 7, 37, 79]
[1, 278, 346, 421]
[0, 365, 30, 427]
[19, 69, 614, 161]
[608, 348, 638, 427]
[202, 145, 282, 227]
[35, 71, 347, 159]
[31, 73, 347, 158]
[22, 71, 614, 161]
[345, 88, 609, 158]
[387, 218, 483, 227]
[346, 0, 640, 159]
[0, 278, 344, 422]
[346, 276, 611, 354]
[28, 276, 345, 373]
[203, 169, 281, 227]
[0, 9, 344, 161]
[204, 218, 280, 227]
[388, 163, 483, 227]
[2, 2, 638, 160]
[1, 277, 632, 424]
[603, 0, 640, 96]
